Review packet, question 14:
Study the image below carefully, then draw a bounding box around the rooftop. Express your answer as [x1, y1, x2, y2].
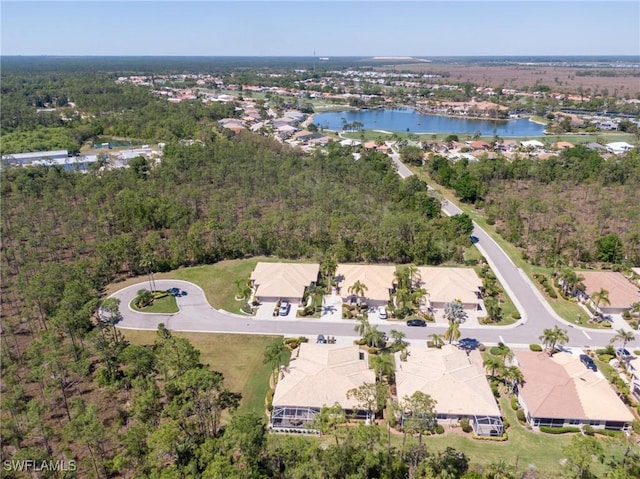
[516, 351, 634, 423]
[272, 344, 375, 409]
[416, 267, 482, 306]
[251, 262, 319, 299]
[395, 345, 501, 417]
[579, 271, 640, 309]
[335, 264, 397, 302]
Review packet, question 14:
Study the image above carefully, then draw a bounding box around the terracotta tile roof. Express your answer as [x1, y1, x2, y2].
[517, 351, 633, 423]
[579, 271, 640, 309]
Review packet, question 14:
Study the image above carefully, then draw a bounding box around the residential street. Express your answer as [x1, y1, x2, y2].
[114, 154, 639, 350]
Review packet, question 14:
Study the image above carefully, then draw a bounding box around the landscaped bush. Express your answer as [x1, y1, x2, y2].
[459, 417, 472, 433]
[471, 433, 508, 441]
[435, 424, 445, 434]
[516, 409, 526, 423]
[510, 397, 519, 411]
[511, 311, 521, 320]
[490, 380, 500, 399]
[503, 420, 510, 430]
[596, 429, 623, 438]
[240, 303, 254, 314]
[529, 344, 542, 352]
[539, 426, 580, 434]
[367, 347, 379, 355]
[583, 425, 595, 436]
[599, 354, 614, 363]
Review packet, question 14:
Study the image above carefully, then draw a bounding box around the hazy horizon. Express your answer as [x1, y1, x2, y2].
[2, 1, 639, 57]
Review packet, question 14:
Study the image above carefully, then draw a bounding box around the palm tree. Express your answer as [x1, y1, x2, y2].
[483, 356, 505, 378]
[354, 317, 370, 339]
[140, 253, 156, 292]
[444, 300, 468, 324]
[590, 288, 610, 315]
[429, 334, 444, 349]
[320, 255, 337, 290]
[610, 329, 635, 349]
[364, 325, 386, 348]
[370, 353, 395, 383]
[348, 280, 368, 305]
[502, 366, 524, 393]
[444, 320, 461, 344]
[263, 338, 289, 383]
[389, 329, 408, 353]
[539, 326, 569, 356]
[558, 268, 585, 297]
[234, 278, 251, 300]
[135, 289, 154, 308]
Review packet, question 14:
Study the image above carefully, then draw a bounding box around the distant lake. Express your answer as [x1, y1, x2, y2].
[313, 108, 546, 137]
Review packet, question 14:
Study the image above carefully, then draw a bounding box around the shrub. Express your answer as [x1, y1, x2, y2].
[503, 420, 510, 430]
[511, 311, 521, 320]
[583, 425, 595, 436]
[602, 322, 612, 328]
[516, 409, 526, 423]
[459, 417, 472, 433]
[490, 346, 506, 356]
[471, 433, 508, 441]
[539, 426, 580, 434]
[529, 344, 542, 352]
[596, 429, 623, 438]
[598, 354, 614, 363]
[367, 347, 379, 355]
[510, 397, 519, 411]
[435, 424, 445, 434]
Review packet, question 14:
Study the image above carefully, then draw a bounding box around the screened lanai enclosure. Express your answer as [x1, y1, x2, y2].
[270, 406, 369, 430]
[472, 415, 504, 437]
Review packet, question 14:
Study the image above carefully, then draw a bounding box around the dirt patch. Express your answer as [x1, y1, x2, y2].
[378, 63, 640, 96]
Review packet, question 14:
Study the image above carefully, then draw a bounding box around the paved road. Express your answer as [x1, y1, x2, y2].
[114, 154, 639, 350]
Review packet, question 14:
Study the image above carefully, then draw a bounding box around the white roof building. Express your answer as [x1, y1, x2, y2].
[270, 344, 374, 429]
[335, 264, 397, 305]
[416, 267, 483, 310]
[520, 140, 545, 149]
[395, 345, 502, 436]
[250, 262, 319, 303]
[606, 142, 634, 155]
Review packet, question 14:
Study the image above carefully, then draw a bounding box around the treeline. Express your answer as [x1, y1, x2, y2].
[0, 73, 238, 153]
[1, 133, 471, 316]
[425, 146, 640, 267]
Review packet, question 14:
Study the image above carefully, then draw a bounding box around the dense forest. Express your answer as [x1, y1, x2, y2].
[425, 147, 640, 268]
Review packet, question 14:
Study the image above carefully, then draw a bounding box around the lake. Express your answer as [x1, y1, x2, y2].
[313, 108, 546, 137]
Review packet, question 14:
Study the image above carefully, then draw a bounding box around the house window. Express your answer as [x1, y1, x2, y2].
[568, 419, 580, 425]
[589, 420, 600, 426]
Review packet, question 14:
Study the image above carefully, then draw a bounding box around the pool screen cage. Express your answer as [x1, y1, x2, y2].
[270, 406, 320, 429]
[473, 415, 504, 437]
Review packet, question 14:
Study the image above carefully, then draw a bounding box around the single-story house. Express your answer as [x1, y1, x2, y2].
[416, 267, 483, 311]
[552, 141, 574, 150]
[250, 262, 319, 306]
[515, 351, 634, 430]
[579, 271, 640, 314]
[395, 345, 503, 436]
[520, 140, 545, 149]
[270, 344, 375, 430]
[334, 264, 397, 307]
[606, 142, 634, 155]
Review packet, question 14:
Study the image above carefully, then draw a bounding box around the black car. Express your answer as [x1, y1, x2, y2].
[458, 338, 480, 349]
[406, 319, 427, 327]
[579, 354, 597, 372]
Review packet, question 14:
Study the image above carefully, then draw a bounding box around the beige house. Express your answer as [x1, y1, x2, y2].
[395, 345, 502, 436]
[579, 271, 640, 314]
[335, 264, 397, 307]
[250, 262, 319, 305]
[417, 267, 483, 311]
[516, 351, 634, 430]
[270, 344, 375, 430]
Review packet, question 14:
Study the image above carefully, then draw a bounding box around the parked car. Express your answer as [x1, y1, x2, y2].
[458, 338, 480, 349]
[579, 354, 597, 372]
[378, 306, 388, 320]
[616, 348, 632, 360]
[406, 318, 427, 327]
[279, 301, 291, 316]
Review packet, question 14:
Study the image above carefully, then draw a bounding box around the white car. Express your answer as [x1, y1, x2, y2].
[378, 306, 388, 320]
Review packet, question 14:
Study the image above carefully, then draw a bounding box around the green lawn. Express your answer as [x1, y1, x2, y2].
[130, 294, 178, 314]
[121, 330, 280, 417]
[107, 257, 308, 315]
[397, 397, 629, 476]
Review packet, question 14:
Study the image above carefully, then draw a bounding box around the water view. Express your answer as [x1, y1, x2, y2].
[313, 108, 547, 137]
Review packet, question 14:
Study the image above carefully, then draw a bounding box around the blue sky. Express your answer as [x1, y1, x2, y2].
[2, 1, 639, 56]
